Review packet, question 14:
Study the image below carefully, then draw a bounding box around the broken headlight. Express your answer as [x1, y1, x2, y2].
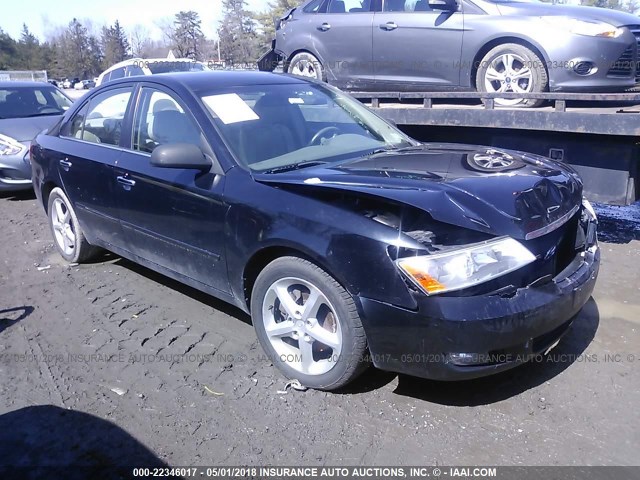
[396, 237, 536, 295]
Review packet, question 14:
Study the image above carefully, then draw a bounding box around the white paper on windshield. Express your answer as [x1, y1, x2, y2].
[202, 93, 259, 124]
[288, 97, 304, 104]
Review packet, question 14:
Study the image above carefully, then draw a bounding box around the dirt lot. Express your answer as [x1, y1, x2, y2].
[0, 190, 638, 468]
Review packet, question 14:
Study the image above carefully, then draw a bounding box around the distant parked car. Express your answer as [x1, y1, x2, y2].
[0, 81, 72, 191]
[95, 58, 210, 86]
[74, 80, 95, 90]
[261, 0, 640, 106]
[47, 79, 60, 88]
[62, 78, 80, 89]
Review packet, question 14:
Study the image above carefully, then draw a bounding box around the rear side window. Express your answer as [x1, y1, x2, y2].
[303, 0, 324, 12]
[109, 67, 126, 81]
[64, 87, 133, 146]
[126, 64, 145, 77]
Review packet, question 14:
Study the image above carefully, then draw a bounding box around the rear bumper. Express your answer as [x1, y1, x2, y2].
[359, 245, 600, 381]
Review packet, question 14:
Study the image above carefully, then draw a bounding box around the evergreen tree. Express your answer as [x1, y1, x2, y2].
[101, 20, 130, 69]
[172, 11, 205, 60]
[217, 0, 260, 64]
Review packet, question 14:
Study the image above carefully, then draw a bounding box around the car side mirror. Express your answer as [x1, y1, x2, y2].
[428, 0, 458, 11]
[150, 143, 212, 171]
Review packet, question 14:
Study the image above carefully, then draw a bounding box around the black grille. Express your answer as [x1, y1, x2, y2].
[629, 26, 640, 82]
[607, 44, 634, 77]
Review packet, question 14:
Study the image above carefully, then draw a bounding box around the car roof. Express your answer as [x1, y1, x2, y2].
[104, 71, 310, 93]
[0, 81, 55, 88]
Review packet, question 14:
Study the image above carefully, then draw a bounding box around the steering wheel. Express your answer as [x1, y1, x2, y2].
[309, 126, 340, 146]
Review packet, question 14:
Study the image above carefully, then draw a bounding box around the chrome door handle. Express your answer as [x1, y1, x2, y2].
[318, 23, 331, 31]
[380, 22, 398, 30]
[59, 159, 72, 171]
[116, 176, 136, 190]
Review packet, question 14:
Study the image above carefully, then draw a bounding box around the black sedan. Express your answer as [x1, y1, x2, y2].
[30, 72, 599, 390]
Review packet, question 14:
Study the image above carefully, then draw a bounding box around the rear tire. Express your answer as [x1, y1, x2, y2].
[286, 52, 325, 81]
[251, 256, 368, 390]
[476, 43, 548, 108]
[47, 187, 99, 263]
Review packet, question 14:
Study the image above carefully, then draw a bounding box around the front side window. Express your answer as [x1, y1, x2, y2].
[66, 104, 89, 138]
[328, 0, 371, 12]
[132, 88, 202, 153]
[384, 0, 432, 11]
[0, 87, 71, 119]
[66, 87, 132, 145]
[200, 83, 414, 172]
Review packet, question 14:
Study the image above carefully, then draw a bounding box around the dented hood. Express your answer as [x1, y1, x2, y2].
[254, 143, 583, 240]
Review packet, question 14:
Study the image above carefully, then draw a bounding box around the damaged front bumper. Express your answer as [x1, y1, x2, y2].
[358, 244, 600, 381]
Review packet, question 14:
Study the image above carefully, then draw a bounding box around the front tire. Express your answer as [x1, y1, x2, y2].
[47, 187, 99, 263]
[251, 256, 368, 390]
[476, 43, 548, 108]
[286, 52, 325, 81]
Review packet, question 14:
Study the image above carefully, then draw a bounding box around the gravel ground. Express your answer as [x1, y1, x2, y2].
[0, 190, 638, 468]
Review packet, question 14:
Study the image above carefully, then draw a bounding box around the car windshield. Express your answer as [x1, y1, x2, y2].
[0, 86, 72, 119]
[200, 83, 416, 172]
[147, 61, 208, 74]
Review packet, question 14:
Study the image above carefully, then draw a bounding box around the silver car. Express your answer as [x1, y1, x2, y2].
[0, 82, 72, 191]
[262, 0, 640, 106]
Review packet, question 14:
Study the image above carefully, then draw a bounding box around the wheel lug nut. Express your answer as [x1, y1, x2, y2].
[304, 335, 311, 343]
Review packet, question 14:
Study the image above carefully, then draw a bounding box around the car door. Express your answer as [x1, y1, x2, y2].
[114, 86, 231, 294]
[372, 0, 464, 88]
[55, 86, 134, 247]
[307, 0, 375, 88]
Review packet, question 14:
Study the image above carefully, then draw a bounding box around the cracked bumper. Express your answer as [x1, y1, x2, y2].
[359, 245, 600, 381]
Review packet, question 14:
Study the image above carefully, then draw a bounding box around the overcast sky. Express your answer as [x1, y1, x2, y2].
[1, 0, 270, 41]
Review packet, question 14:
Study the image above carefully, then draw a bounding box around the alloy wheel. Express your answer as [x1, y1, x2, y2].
[51, 197, 76, 256]
[484, 53, 533, 106]
[261, 277, 342, 376]
[290, 60, 319, 79]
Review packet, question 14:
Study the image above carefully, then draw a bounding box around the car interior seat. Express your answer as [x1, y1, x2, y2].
[238, 94, 307, 166]
[2, 91, 38, 117]
[150, 110, 201, 148]
[74, 129, 102, 143]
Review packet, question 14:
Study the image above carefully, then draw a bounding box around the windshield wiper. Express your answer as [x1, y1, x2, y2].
[262, 160, 327, 174]
[365, 143, 423, 157]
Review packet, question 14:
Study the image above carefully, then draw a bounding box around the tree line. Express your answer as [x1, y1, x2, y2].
[0, 0, 636, 79]
[0, 0, 298, 79]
